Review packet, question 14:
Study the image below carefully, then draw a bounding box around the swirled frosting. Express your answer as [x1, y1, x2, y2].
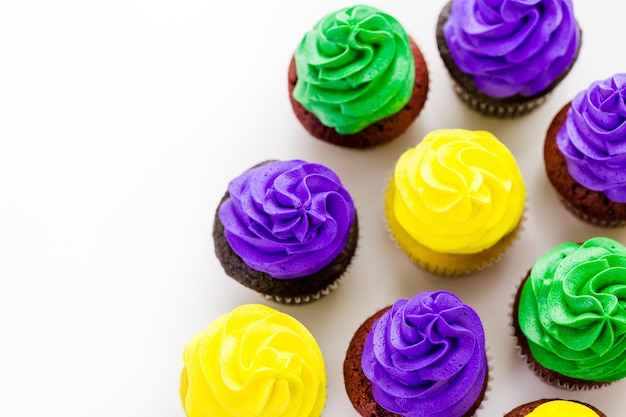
[361, 291, 487, 417]
[557, 74, 626, 202]
[180, 304, 326, 417]
[390, 129, 525, 254]
[218, 160, 355, 279]
[443, 0, 580, 98]
[293, 5, 415, 134]
[526, 400, 599, 417]
[518, 237, 626, 381]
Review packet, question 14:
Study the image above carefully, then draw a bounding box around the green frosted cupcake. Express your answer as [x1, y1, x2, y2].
[512, 237, 626, 389]
[288, 5, 429, 149]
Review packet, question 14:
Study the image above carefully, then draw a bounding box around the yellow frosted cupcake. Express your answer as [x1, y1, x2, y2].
[180, 304, 326, 417]
[385, 129, 525, 276]
[504, 398, 606, 417]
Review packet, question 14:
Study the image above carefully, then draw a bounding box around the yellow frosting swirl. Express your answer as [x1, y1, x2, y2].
[180, 304, 326, 417]
[391, 129, 525, 254]
[527, 400, 599, 417]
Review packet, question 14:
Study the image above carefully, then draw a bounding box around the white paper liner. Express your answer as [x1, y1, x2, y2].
[452, 82, 550, 118]
[263, 275, 345, 305]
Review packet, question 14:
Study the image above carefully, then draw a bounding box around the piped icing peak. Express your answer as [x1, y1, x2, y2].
[390, 129, 525, 254]
[293, 5, 415, 134]
[180, 304, 326, 417]
[518, 237, 626, 382]
[443, 0, 580, 98]
[557, 74, 626, 202]
[527, 400, 599, 417]
[361, 291, 487, 417]
[218, 160, 355, 279]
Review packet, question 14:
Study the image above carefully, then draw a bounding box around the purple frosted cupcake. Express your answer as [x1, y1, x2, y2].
[545, 74, 626, 226]
[213, 159, 358, 304]
[344, 290, 489, 417]
[436, 0, 582, 117]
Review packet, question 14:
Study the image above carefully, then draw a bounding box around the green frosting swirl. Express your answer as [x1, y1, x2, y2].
[518, 237, 626, 381]
[293, 5, 415, 134]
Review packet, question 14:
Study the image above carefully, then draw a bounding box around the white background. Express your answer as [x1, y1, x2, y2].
[1, 0, 626, 416]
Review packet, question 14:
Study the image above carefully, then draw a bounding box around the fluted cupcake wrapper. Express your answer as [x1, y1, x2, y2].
[264, 275, 345, 305]
[452, 82, 550, 118]
[508, 274, 613, 391]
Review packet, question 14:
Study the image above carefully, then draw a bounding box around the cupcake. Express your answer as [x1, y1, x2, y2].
[504, 399, 606, 417]
[385, 129, 525, 276]
[180, 304, 326, 417]
[288, 5, 429, 149]
[213, 159, 358, 304]
[544, 74, 626, 227]
[344, 290, 489, 417]
[436, 0, 582, 117]
[512, 237, 626, 389]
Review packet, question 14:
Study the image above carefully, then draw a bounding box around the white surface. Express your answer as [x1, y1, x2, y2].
[1, 1, 626, 416]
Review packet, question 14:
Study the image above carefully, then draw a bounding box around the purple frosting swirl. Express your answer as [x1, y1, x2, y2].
[218, 160, 355, 279]
[443, 0, 580, 97]
[361, 291, 487, 417]
[557, 74, 626, 202]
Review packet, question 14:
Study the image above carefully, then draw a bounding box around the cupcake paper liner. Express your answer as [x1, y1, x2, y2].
[264, 276, 345, 305]
[452, 82, 550, 118]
